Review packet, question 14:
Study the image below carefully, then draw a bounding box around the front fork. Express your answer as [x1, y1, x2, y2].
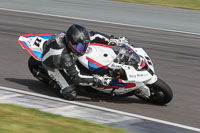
[136, 74, 158, 98]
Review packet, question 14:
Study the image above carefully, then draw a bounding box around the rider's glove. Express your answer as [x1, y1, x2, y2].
[109, 37, 128, 46]
[93, 75, 112, 86]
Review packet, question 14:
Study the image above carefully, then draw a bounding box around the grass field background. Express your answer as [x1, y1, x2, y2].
[0, 104, 126, 133]
[112, 0, 200, 10]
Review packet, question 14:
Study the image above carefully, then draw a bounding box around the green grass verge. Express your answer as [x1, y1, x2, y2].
[0, 104, 126, 133]
[111, 0, 200, 10]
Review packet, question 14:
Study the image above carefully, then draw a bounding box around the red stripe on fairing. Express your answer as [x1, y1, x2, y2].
[19, 40, 40, 61]
[98, 83, 136, 89]
[118, 78, 123, 83]
[86, 56, 109, 69]
[124, 83, 136, 88]
[92, 43, 111, 48]
[98, 85, 120, 89]
[22, 34, 52, 37]
[22, 34, 35, 37]
[141, 60, 146, 68]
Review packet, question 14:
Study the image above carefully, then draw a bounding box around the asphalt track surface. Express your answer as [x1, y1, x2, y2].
[1, 0, 200, 34]
[0, 10, 200, 130]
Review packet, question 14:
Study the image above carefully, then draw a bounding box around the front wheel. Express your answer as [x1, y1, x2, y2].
[136, 78, 173, 105]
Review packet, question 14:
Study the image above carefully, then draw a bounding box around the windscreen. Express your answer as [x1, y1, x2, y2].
[114, 43, 140, 68]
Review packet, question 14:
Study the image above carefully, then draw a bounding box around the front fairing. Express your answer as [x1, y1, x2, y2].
[113, 43, 155, 83]
[114, 43, 152, 71]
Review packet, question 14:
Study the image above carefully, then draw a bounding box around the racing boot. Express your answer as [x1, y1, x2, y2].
[49, 80, 60, 94]
[60, 85, 77, 100]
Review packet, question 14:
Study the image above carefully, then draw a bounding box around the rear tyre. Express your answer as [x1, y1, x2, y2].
[136, 78, 173, 105]
[28, 56, 62, 94]
[28, 56, 50, 84]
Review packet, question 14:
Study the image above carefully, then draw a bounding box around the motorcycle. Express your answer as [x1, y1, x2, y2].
[18, 34, 173, 105]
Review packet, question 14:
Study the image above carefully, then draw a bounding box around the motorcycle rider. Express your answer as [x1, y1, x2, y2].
[41, 24, 128, 100]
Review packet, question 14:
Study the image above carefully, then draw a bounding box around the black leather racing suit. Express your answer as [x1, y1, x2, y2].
[41, 31, 112, 91]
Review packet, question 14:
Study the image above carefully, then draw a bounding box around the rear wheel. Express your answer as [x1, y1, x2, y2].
[28, 56, 50, 84]
[136, 78, 173, 105]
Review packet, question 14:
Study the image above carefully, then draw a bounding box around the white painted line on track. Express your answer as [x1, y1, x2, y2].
[1, 7, 200, 36]
[0, 94, 22, 100]
[0, 85, 200, 132]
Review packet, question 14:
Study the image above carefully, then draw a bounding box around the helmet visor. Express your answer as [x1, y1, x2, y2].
[69, 41, 89, 53]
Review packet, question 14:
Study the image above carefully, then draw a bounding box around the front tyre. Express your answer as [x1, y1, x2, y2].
[136, 78, 173, 105]
[147, 78, 173, 105]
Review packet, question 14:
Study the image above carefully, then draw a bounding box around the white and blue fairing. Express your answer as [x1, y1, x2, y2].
[18, 34, 52, 61]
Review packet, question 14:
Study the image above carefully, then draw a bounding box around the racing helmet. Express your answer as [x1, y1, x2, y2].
[65, 24, 90, 56]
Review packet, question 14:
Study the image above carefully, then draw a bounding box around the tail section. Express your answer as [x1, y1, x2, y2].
[18, 34, 52, 61]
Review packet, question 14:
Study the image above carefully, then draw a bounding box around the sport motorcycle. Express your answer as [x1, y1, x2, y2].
[18, 34, 173, 105]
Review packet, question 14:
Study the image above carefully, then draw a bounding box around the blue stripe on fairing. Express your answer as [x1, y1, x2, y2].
[88, 61, 99, 71]
[23, 41, 29, 48]
[22, 40, 42, 60]
[40, 36, 52, 39]
[109, 80, 127, 87]
[25, 35, 51, 40]
[88, 61, 109, 74]
[32, 50, 42, 61]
